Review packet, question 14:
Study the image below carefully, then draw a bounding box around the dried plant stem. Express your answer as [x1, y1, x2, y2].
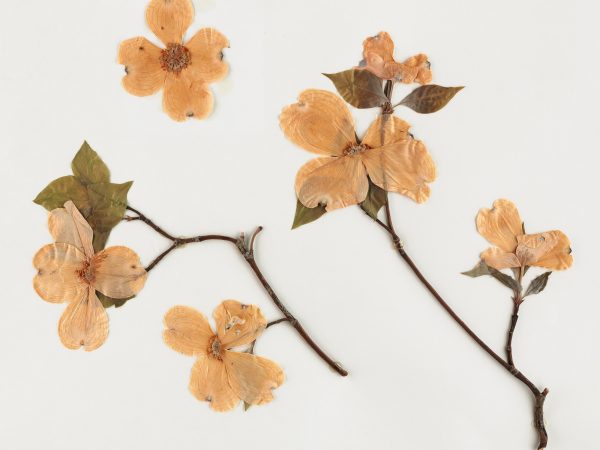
[125, 206, 348, 377]
[506, 302, 520, 367]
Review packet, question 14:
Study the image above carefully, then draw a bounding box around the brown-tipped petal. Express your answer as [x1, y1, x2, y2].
[33, 243, 87, 303]
[92, 246, 147, 299]
[189, 356, 239, 412]
[295, 155, 369, 211]
[48, 201, 94, 258]
[118, 37, 165, 97]
[146, 0, 194, 45]
[361, 114, 411, 148]
[519, 231, 573, 270]
[476, 199, 523, 253]
[163, 306, 214, 356]
[185, 28, 229, 83]
[213, 300, 267, 348]
[360, 31, 398, 80]
[480, 247, 521, 270]
[400, 54, 432, 84]
[360, 140, 436, 203]
[58, 288, 108, 351]
[280, 89, 356, 156]
[225, 351, 284, 406]
[162, 72, 213, 121]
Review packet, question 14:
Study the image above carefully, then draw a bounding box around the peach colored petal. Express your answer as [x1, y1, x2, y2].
[189, 356, 239, 412]
[162, 72, 213, 121]
[48, 201, 94, 258]
[185, 28, 229, 83]
[360, 140, 436, 203]
[163, 306, 214, 356]
[476, 199, 523, 253]
[213, 300, 267, 348]
[401, 53, 432, 84]
[58, 287, 108, 351]
[91, 246, 147, 299]
[280, 89, 356, 156]
[480, 247, 521, 270]
[224, 351, 284, 406]
[33, 243, 87, 304]
[146, 0, 194, 45]
[295, 155, 369, 211]
[361, 114, 410, 148]
[517, 231, 573, 270]
[118, 37, 166, 97]
[360, 31, 398, 80]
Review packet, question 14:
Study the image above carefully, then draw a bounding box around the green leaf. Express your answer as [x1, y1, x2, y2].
[97, 292, 135, 309]
[462, 261, 519, 292]
[71, 141, 110, 185]
[360, 180, 387, 219]
[92, 231, 111, 254]
[324, 69, 387, 108]
[86, 181, 133, 232]
[399, 85, 463, 114]
[462, 261, 491, 278]
[33, 176, 90, 212]
[524, 271, 551, 297]
[291, 199, 327, 229]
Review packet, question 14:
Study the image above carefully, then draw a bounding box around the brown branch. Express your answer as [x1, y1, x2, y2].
[506, 303, 520, 367]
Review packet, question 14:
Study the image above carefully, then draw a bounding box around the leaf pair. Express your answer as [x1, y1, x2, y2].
[463, 261, 552, 298]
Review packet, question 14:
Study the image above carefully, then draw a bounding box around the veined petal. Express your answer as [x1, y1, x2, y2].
[476, 199, 523, 253]
[225, 351, 284, 406]
[33, 243, 87, 303]
[213, 300, 266, 348]
[189, 356, 239, 412]
[280, 90, 356, 156]
[361, 114, 410, 148]
[360, 140, 436, 203]
[146, 0, 194, 45]
[48, 201, 94, 258]
[517, 231, 573, 270]
[295, 156, 368, 211]
[58, 288, 108, 351]
[480, 247, 521, 270]
[163, 72, 213, 121]
[185, 28, 229, 83]
[163, 306, 214, 356]
[118, 37, 166, 96]
[92, 246, 147, 299]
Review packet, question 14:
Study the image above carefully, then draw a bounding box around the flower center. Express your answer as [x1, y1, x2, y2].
[160, 43, 191, 74]
[343, 143, 369, 156]
[208, 336, 223, 360]
[77, 260, 95, 285]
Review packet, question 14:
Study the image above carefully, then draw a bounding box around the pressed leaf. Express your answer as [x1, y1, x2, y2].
[86, 181, 133, 232]
[292, 199, 327, 229]
[324, 69, 387, 108]
[524, 271, 551, 297]
[360, 179, 387, 219]
[92, 231, 111, 253]
[71, 141, 110, 185]
[399, 85, 463, 114]
[462, 260, 520, 292]
[462, 261, 491, 278]
[97, 291, 135, 309]
[33, 176, 90, 212]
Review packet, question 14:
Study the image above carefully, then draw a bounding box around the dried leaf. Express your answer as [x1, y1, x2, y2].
[33, 176, 90, 212]
[243, 401, 252, 411]
[292, 199, 326, 229]
[360, 179, 387, 219]
[71, 141, 110, 185]
[323, 69, 387, 108]
[86, 181, 133, 232]
[462, 261, 491, 278]
[524, 271, 551, 297]
[97, 291, 135, 309]
[462, 261, 520, 292]
[399, 85, 463, 114]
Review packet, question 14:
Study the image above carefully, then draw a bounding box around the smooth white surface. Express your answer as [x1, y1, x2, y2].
[0, 1, 598, 449]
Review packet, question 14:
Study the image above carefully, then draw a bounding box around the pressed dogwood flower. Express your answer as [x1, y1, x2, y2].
[118, 0, 229, 121]
[359, 31, 432, 84]
[33, 201, 147, 350]
[280, 90, 436, 210]
[163, 301, 284, 412]
[476, 199, 573, 271]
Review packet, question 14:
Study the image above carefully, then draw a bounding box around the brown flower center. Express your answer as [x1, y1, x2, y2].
[343, 143, 369, 156]
[160, 43, 191, 74]
[208, 336, 224, 360]
[76, 260, 96, 285]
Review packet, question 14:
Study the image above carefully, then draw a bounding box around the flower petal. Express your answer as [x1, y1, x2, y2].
[280, 90, 356, 156]
[92, 246, 147, 299]
[400, 53, 432, 84]
[48, 201, 94, 258]
[295, 155, 369, 211]
[118, 37, 165, 97]
[517, 231, 573, 270]
[185, 28, 229, 83]
[146, 0, 194, 45]
[33, 243, 86, 303]
[360, 31, 398, 80]
[162, 72, 213, 121]
[163, 306, 214, 356]
[360, 140, 436, 203]
[213, 300, 266, 348]
[480, 247, 521, 270]
[361, 114, 410, 148]
[476, 199, 523, 253]
[225, 351, 284, 406]
[58, 288, 108, 351]
[189, 356, 239, 412]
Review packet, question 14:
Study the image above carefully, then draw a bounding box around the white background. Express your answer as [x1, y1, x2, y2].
[0, 1, 598, 449]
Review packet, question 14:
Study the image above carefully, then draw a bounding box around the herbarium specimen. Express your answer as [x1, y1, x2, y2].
[280, 31, 570, 449]
[33, 143, 346, 411]
[118, 0, 229, 121]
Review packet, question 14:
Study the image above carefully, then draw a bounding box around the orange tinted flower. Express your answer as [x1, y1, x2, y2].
[359, 32, 432, 84]
[163, 301, 284, 412]
[476, 199, 573, 271]
[280, 90, 436, 210]
[118, 0, 229, 121]
[33, 201, 147, 350]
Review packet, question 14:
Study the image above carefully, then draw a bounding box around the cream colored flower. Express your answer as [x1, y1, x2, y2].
[280, 90, 436, 210]
[476, 199, 573, 271]
[118, 0, 229, 121]
[33, 201, 147, 351]
[163, 301, 284, 412]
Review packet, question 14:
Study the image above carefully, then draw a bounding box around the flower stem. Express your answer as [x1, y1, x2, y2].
[506, 302, 520, 367]
[125, 206, 348, 377]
